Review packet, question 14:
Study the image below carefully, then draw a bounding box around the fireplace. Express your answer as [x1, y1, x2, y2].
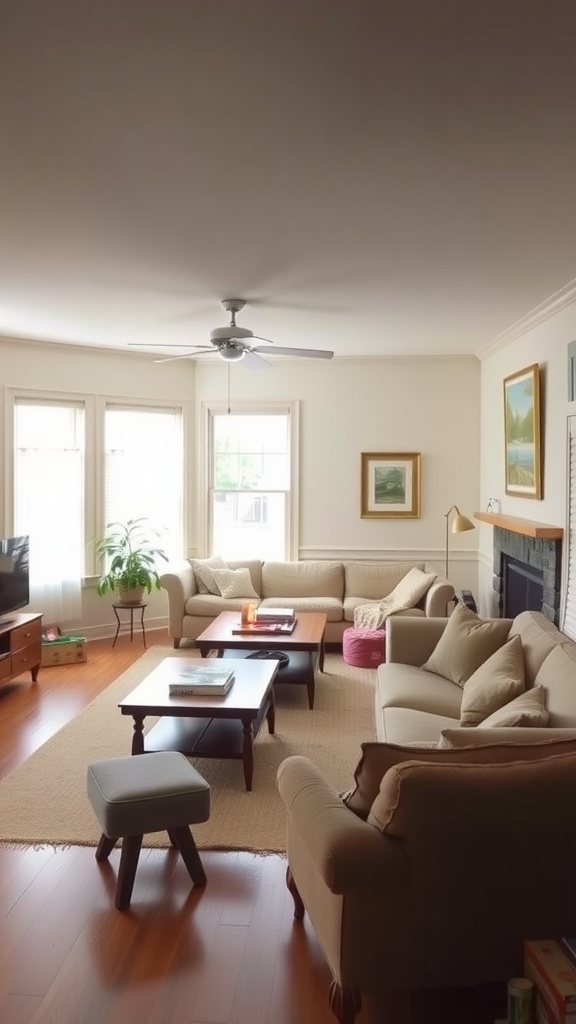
[502, 554, 544, 619]
[493, 528, 562, 624]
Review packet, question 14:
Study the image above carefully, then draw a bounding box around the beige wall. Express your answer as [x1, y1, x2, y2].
[0, 337, 481, 636]
[478, 304, 576, 615]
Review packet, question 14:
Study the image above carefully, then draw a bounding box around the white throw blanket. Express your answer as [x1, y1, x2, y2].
[353, 568, 437, 629]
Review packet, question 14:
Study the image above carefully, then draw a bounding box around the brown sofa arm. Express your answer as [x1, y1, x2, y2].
[385, 615, 449, 665]
[160, 562, 196, 636]
[277, 755, 408, 894]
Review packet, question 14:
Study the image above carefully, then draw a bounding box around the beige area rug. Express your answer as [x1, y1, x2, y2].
[0, 648, 377, 853]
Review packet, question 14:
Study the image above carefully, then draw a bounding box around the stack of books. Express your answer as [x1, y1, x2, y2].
[523, 938, 576, 1023]
[168, 664, 235, 696]
[254, 607, 295, 624]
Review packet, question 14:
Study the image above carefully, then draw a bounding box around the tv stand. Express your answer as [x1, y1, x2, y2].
[0, 612, 42, 686]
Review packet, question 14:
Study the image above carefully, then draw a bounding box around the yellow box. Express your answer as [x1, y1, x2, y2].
[41, 638, 87, 666]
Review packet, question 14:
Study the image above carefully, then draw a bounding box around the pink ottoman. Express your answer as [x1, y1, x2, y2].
[342, 626, 386, 668]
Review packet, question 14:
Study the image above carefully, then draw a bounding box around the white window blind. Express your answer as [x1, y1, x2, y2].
[14, 399, 84, 621]
[210, 411, 292, 561]
[104, 405, 183, 563]
[563, 418, 576, 639]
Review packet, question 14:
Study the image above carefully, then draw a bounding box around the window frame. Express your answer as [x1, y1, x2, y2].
[199, 400, 300, 561]
[5, 388, 189, 581]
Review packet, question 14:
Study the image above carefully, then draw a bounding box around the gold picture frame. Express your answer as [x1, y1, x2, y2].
[503, 363, 542, 499]
[361, 452, 421, 518]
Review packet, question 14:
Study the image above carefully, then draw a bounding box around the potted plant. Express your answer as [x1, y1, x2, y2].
[91, 518, 169, 605]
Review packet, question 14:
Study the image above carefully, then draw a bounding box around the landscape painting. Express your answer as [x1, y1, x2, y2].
[503, 363, 542, 499]
[361, 452, 421, 518]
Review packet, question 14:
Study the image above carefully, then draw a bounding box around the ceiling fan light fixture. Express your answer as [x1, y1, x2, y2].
[218, 342, 246, 362]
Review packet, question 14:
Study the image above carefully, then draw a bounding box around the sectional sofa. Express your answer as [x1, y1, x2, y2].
[160, 558, 455, 648]
[277, 608, 576, 1022]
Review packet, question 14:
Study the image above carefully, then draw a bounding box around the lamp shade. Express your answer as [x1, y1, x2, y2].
[444, 505, 475, 579]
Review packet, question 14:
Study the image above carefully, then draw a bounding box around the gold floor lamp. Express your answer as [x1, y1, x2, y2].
[444, 505, 475, 580]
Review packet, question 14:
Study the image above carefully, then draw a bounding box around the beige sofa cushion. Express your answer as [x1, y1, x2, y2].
[509, 610, 563, 686]
[344, 560, 425, 600]
[534, 644, 576, 727]
[480, 685, 548, 728]
[261, 560, 343, 599]
[421, 603, 512, 688]
[376, 664, 463, 717]
[459, 635, 525, 726]
[378, 707, 459, 745]
[211, 567, 259, 599]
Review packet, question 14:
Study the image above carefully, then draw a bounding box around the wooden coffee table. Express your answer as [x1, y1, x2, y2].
[118, 656, 277, 791]
[195, 611, 327, 710]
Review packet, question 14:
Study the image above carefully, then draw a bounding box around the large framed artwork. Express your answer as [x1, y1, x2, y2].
[361, 452, 421, 518]
[503, 363, 542, 499]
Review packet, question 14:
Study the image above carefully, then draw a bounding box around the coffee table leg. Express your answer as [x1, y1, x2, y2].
[318, 638, 325, 673]
[266, 688, 276, 735]
[241, 716, 254, 791]
[131, 715, 146, 754]
[306, 653, 315, 710]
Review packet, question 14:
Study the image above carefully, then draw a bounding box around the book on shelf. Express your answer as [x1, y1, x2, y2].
[524, 939, 576, 1024]
[232, 620, 296, 635]
[561, 938, 576, 968]
[254, 607, 295, 623]
[168, 664, 235, 696]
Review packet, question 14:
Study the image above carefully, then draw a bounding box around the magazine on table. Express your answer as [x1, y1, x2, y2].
[168, 664, 235, 695]
[232, 620, 296, 635]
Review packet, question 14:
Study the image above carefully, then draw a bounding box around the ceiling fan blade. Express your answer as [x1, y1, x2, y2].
[251, 345, 334, 360]
[152, 348, 213, 364]
[242, 349, 271, 372]
[128, 343, 211, 349]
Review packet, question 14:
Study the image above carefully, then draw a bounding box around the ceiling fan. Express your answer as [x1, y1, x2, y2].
[129, 299, 334, 370]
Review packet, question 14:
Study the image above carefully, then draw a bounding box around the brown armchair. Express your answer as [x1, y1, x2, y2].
[277, 744, 576, 1024]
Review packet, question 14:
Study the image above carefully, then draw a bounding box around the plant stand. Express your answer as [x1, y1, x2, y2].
[112, 602, 147, 648]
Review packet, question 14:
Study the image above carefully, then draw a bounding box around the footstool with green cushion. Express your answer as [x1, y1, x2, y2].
[87, 750, 210, 910]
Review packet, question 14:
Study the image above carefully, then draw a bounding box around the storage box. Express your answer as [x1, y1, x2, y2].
[41, 636, 87, 666]
[523, 940, 576, 1024]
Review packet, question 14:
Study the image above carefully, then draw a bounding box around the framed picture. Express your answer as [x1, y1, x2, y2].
[361, 452, 421, 518]
[503, 363, 542, 499]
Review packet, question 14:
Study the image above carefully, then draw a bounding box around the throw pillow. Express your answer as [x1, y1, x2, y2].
[190, 555, 227, 595]
[480, 685, 549, 728]
[384, 566, 437, 607]
[211, 567, 259, 600]
[459, 634, 525, 727]
[421, 602, 512, 688]
[438, 726, 576, 749]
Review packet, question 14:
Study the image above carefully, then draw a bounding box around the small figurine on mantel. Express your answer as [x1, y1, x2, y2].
[486, 498, 500, 514]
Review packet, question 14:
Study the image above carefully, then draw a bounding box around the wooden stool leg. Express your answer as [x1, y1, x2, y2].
[95, 834, 118, 861]
[168, 827, 207, 886]
[116, 834, 143, 910]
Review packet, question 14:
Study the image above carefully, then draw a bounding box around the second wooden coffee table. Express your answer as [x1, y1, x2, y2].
[195, 611, 327, 709]
[118, 656, 277, 791]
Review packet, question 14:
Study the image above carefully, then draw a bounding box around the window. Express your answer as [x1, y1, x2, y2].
[104, 405, 184, 563]
[207, 406, 297, 561]
[14, 398, 85, 620]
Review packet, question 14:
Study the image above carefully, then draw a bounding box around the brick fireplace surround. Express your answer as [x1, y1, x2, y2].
[475, 512, 563, 625]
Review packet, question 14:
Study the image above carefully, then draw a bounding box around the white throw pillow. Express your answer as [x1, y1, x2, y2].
[459, 635, 526, 727]
[211, 567, 259, 600]
[386, 567, 437, 607]
[480, 685, 549, 728]
[421, 603, 512, 688]
[190, 555, 227, 595]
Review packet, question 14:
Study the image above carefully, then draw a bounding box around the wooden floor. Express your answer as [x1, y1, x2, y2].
[0, 629, 505, 1024]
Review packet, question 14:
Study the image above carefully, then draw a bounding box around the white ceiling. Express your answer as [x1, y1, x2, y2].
[1, 0, 575, 363]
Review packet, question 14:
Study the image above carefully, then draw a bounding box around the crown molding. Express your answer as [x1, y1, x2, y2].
[478, 277, 576, 358]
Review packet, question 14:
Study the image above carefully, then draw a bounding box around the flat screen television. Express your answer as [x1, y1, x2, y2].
[0, 535, 30, 622]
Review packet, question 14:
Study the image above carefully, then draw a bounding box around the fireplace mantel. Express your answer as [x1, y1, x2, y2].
[474, 512, 563, 540]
